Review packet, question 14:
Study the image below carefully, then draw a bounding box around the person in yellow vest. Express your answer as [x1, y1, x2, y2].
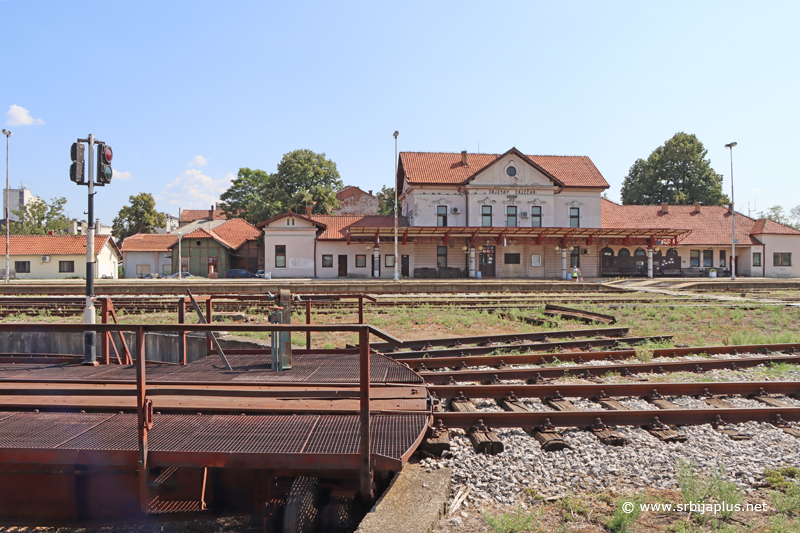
[572, 266, 579, 282]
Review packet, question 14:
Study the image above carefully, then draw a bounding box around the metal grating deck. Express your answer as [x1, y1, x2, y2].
[0, 411, 428, 461]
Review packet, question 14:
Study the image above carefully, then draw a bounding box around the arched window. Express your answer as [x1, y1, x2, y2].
[601, 247, 614, 257]
[667, 248, 678, 256]
[634, 248, 646, 256]
[618, 248, 631, 257]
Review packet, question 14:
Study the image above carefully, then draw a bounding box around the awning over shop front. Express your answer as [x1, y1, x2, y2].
[346, 226, 691, 247]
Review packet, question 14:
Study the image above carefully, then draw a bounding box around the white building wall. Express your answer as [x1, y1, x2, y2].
[316, 241, 416, 279]
[123, 251, 171, 278]
[10, 242, 118, 279]
[760, 235, 800, 278]
[263, 228, 317, 278]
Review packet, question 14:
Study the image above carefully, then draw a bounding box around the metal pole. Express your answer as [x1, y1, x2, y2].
[84, 134, 97, 364]
[3, 129, 10, 284]
[177, 233, 182, 275]
[393, 131, 399, 281]
[358, 326, 373, 503]
[726, 142, 737, 281]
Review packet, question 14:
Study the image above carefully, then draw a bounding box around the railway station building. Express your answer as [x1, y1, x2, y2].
[259, 147, 800, 279]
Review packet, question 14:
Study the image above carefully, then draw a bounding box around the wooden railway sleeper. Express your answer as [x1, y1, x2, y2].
[496, 394, 569, 452]
[711, 414, 751, 440]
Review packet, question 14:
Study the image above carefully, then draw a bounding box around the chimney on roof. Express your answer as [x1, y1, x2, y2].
[694, 202, 701, 214]
[48, 230, 54, 235]
[661, 202, 669, 214]
[461, 150, 468, 166]
[368, 190, 372, 196]
[728, 203, 734, 214]
[210, 204, 214, 213]
[306, 206, 312, 216]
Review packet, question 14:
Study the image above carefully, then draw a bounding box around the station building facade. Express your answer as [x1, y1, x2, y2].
[260, 147, 800, 279]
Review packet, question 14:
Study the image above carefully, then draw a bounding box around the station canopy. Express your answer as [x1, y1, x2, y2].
[346, 225, 691, 246]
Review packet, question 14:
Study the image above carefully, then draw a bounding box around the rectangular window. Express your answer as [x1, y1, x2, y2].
[504, 253, 520, 265]
[481, 205, 492, 227]
[703, 250, 713, 268]
[162, 264, 172, 275]
[530, 206, 542, 228]
[753, 252, 762, 267]
[690, 250, 700, 267]
[275, 245, 286, 268]
[506, 206, 517, 228]
[719, 250, 726, 268]
[59, 261, 75, 273]
[569, 207, 580, 228]
[322, 255, 333, 268]
[385, 255, 395, 267]
[355, 255, 366, 268]
[437, 246, 448, 268]
[774, 253, 792, 266]
[437, 205, 448, 227]
[136, 264, 150, 275]
[14, 261, 30, 273]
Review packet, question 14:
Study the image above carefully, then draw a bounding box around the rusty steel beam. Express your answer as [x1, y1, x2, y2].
[430, 381, 800, 399]
[401, 343, 800, 370]
[420, 354, 800, 383]
[370, 327, 629, 352]
[388, 336, 672, 359]
[437, 407, 800, 429]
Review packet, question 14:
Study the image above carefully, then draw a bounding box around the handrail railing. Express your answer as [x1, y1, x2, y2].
[0, 321, 378, 507]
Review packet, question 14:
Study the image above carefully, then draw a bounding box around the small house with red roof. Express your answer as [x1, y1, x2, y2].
[257, 147, 800, 279]
[119, 234, 179, 277]
[0, 234, 121, 279]
[332, 186, 379, 215]
[167, 218, 263, 277]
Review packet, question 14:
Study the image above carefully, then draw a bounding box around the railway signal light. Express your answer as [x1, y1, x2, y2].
[70, 142, 85, 184]
[97, 144, 113, 185]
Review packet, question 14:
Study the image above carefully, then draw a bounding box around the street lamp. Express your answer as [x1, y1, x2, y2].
[176, 232, 183, 277]
[393, 131, 400, 281]
[2, 129, 11, 284]
[725, 142, 737, 280]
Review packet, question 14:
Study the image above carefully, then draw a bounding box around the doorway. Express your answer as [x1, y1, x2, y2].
[479, 246, 496, 277]
[207, 257, 218, 277]
[401, 255, 410, 278]
[372, 255, 381, 277]
[337, 255, 347, 277]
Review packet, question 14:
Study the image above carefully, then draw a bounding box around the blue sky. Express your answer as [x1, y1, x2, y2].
[2, 1, 799, 225]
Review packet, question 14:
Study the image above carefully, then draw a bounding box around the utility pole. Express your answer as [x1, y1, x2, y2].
[725, 142, 737, 281]
[393, 131, 400, 281]
[2, 129, 11, 284]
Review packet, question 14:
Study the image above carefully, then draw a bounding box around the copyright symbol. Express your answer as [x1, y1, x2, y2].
[622, 501, 634, 514]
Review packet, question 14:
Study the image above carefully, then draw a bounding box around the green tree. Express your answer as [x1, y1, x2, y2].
[620, 132, 729, 206]
[221, 150, 342, 223]
[273, 149, 342, 215]
[112, 193, 166, 242]
[376, 185, 395, 215]
[5, 197, 70, 235]
[219, 168, 275, 224]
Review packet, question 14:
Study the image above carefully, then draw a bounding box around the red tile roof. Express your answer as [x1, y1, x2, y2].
[170, 218, 262, 250]
[119, 233, 179, 252]
[599, 199, 782, 245]
[256, 212, 327, 230]
[179, 207, 227, 223]
[309, 215, 407, 240]
[750, 218, 800, 235]
[336, 186, 374, 200]
[212, 218, 262, 249]
[0, 234, 120, 257]
[400, 150, 609, 188]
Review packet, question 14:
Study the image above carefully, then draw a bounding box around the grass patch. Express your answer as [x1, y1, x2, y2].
[558, 494, 592, 522]
[607, 494, 643, 533]
[481, 504, 538, 533]
[677, 460, 743, 522]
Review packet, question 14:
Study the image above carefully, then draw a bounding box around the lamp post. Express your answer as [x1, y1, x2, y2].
[725, 142, 737, 280]
[393, 131, 399, 281]
[177, 232, 183, 277]
[2, 129, 11, 284]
